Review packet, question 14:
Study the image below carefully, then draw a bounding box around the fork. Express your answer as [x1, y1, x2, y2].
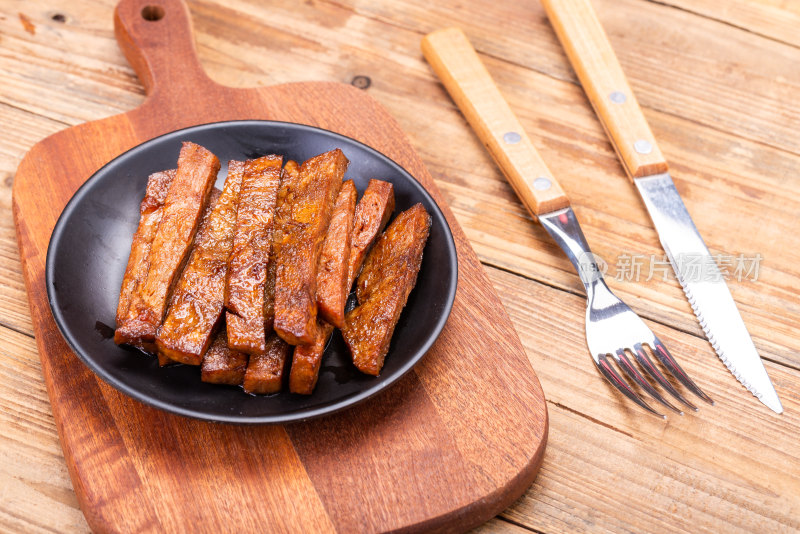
[422, 28, 713, 416]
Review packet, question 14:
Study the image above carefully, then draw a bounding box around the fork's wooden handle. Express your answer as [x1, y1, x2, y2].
[541, 0, 668, 179]
[422, 28, 569, 216]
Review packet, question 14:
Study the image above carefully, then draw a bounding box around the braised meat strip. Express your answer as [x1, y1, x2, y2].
[242, 333, 291, 394]
[225, 155, 283, 355]
[155, 161, 244, 365]
[200, 329, 249, 385]
[341, 203, 431, 376]
[114, 169, 175, 349]
[263, 160, 296, 333]
[240, 258, 286, 393]
[346, 179, 395, 285]
[273, 149, 347, 345]
[315, 180, 357, 328]
[239, 161, 292, 393]
[288, 321, 335, 394]
[115, 142, 220, 348]
[289, 179, 394, 394]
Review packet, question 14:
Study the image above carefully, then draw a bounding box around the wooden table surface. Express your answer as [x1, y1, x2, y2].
[2, 0, 799, 532]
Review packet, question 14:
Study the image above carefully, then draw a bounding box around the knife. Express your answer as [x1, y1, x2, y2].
[541, 0, 782, 413]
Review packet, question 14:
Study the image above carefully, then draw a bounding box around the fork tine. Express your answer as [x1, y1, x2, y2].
[613, 349, 683, 415]
[652, 337, 714, 405]
[595, 354, 665, 418]
[633, 344, 697, 411]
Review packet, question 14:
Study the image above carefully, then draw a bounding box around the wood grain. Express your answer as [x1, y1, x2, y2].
[2, 0, 800, 532]
[10, 0, 547, 532]
[487, 266, 800, 533]
[655, 0, 800, 48]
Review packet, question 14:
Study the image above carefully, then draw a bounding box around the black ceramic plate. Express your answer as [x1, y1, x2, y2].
[46, 120, 457, 424]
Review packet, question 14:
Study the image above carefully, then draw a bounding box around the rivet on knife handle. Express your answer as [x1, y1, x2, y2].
[541, 0, 668, 180]
[421, 27, 569, 216]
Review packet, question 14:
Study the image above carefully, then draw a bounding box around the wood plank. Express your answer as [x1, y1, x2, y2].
[13, 0, 800, 158]
[0, 325, 88, 533]
[485, 266, 800, 533]
[652, 0, 800, 48]
[0, 103, 63, 336]
[505, 402, 800, 533]
[470, 518, 536, 534]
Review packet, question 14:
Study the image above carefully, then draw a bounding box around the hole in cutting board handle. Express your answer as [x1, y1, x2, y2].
[141, 5, 165, 21]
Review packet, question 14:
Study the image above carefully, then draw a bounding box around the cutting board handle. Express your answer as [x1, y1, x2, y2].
[114, 0, 214, 100]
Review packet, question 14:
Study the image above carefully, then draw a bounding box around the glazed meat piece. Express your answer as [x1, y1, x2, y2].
[114, 169, 175, 345]
[342, 203, 431, 376]
[263, 160, 296, 333]
[151, 189, 222, 366]
[315, 180, 357, 328]
[281, 159, 300, 183]
[225, 155, 283, 355]
[200, 329, 249, 385]
[289, 180, 395, 394]
[346, 179, 395, 286]
[155, 161, 244, 365]
[273, 149, 347, 345]
[242, 333, 291, 394]
[238, 162, 294, 393]
[115, 142, 220, 347]
[289, 321, 334, 394]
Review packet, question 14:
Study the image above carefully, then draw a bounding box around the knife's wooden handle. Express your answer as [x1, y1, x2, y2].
[422, 28, 569, 216]
[541, 0, 668, 179]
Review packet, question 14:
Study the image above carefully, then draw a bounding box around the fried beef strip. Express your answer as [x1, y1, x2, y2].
[235, 161, 295, 393]
[273, 149, 347, 345]
[341, 203, 431, 376]
[200, 328, 249, 385]
[155, 161, 244, 365]
[243, 333, 291, 395]
[239, 258, 287, 392]
[263, 160, 296, 333]
[346, 179, 395, 285]
[114, 169, 175, 349]
[315, 180, 357, 328]
[224, 155, 283, 355]
[115, 142, 220, 348]
[289, 179, 395, 394]
[288, 321, 335, 394]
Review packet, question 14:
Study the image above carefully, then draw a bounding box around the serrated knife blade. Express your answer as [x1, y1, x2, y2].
[636, 174, 782, 414]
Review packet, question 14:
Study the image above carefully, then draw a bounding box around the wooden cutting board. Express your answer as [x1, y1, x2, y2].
[12, 0, 548, 531]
